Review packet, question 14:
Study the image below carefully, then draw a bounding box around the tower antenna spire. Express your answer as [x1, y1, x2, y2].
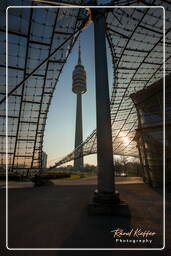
[78, 40, 81, 65]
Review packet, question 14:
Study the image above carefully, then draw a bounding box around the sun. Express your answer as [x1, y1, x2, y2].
[123, 137, 129, 144]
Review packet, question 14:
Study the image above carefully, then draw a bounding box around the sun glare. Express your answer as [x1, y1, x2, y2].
[123, 137, 129, 144]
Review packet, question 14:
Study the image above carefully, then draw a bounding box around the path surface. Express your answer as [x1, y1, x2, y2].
[52, 176, 143, 185]
[0, 176, 171, 256]
[0, 176, 143, 189]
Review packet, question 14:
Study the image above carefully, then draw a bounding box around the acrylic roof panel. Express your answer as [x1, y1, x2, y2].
[52, 1, 171, 167]
[0, 0, 83, 170]
[0, 0, 171, 170]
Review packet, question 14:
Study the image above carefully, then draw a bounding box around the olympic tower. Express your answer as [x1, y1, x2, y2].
[72, 43, 87, 169]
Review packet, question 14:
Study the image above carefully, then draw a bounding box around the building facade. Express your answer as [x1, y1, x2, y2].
[131, 75, 171, 188]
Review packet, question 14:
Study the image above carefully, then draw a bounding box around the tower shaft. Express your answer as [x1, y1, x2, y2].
[72, 42, 86, 170]
[74, 93, 83, 169]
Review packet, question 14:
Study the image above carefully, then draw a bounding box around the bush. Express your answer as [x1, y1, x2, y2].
[43, 172, 71, 179]
[0, 172, 23, 181]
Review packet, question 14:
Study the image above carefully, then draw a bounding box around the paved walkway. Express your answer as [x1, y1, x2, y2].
[0, 176, 143, 189]
[52, 176, 143, 186]
[0, 181, 33, 189]
[0, 176, 170, 255]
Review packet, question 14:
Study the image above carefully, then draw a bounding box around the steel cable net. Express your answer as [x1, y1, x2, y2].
[0, 1, 171, 171]
[51, 1, 171, 168]
[0, 0, 86, 172]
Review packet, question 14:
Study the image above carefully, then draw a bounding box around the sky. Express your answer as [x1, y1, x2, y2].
[43, 22, 114, 167]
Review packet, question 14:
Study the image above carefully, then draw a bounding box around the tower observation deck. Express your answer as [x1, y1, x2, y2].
[72, 43, 87, 169]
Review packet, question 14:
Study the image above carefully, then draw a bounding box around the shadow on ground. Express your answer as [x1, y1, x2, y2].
[0, 181, 171, 255]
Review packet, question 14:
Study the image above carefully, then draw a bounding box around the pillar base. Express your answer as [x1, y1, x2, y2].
[88, 190, 130, 217]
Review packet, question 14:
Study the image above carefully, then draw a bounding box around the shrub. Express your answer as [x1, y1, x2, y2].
[42, 172, 71, 179]
[0, 172, 23, 181]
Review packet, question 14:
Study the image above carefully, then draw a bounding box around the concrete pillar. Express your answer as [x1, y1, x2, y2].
[88, 8, 129, 216]
[74, 93, 83, 169]
[136, 135, 147, 182]
[133, 103, 152, 185]
[93, 8, 116, 195]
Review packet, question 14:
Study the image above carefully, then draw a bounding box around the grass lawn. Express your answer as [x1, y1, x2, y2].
[61, 172, 96, 180]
